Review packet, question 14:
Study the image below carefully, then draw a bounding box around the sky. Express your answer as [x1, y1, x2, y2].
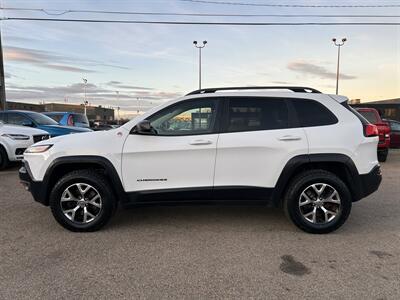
[1, 0, 400, 117]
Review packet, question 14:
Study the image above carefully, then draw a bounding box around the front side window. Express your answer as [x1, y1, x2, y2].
[291, 99, 338, 127]
[148, 99, 218, 136]
[226, 98, 289, 132]
[7, 113, 33, 126]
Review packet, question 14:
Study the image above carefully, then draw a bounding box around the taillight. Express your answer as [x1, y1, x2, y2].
[364, 124, 378, 137]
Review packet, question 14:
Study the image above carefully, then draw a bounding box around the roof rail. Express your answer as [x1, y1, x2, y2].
[186, 86, 321, 96]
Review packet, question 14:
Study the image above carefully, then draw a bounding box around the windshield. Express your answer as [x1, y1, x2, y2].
[25, 112, 59, 125]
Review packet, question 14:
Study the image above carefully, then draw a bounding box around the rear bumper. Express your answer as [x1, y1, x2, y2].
[19, 161, 48, 206]
[358, 165, 382, 199]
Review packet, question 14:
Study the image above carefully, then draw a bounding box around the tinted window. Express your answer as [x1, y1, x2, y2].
[226, 98, 289, 132]
[358, 111, 378, 124]
[390, 121, 400, 131]
[148, 99, 217, 136]
[73, 114, 89, 124]
[24, 112, 58, 125]
[0, 112, 4, 122]
[292, 99, 338, 127]
[46, 114, 63, 123]
[7, 113, 33, 126]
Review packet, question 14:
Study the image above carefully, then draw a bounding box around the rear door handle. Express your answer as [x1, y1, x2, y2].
[189, 139, 213, 145]
[278, 135, 302, 141]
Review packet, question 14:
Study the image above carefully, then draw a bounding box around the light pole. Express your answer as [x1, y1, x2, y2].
[116, 91, 120, 124]
[82, 78, 88, 115]
[193, 40, 207, 90]
[332, 37, 347, 95]
[137, 97, 140, 115]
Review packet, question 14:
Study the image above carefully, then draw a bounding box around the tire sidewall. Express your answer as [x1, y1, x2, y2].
[50, 171, 115, 231]
[285, 172, 352, 233]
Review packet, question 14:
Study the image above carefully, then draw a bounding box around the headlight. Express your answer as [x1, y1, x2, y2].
[1, 133, 30, 140]
[25, 144, 53, 153]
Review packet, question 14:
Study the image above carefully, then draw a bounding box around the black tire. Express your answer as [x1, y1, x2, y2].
[283, 169, 352, 234]
[0, 146, 10, 170]
[49, 169, 117, 232]
[378, 150, 388, 162]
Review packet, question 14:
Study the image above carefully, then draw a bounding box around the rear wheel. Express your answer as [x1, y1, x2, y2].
[49, 169, 116, 232]
[378, 149, 388, 162]
[0, 146, 9, 170]
[283, 169, 352, 234]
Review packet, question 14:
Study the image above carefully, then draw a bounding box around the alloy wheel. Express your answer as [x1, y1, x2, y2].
[298, 183, 341, 224]
[60, 183, 102, 224]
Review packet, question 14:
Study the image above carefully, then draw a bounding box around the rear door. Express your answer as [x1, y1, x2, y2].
[214, 97, 308, 190]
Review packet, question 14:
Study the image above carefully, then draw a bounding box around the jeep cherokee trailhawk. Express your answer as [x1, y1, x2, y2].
[19, 86, 382, 233]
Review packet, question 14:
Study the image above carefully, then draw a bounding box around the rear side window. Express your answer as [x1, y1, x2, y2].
[0, 112, 4, 122]
[48, 114, 63, 123]
[291, 99, 338, 127]
[226, 98, 289, 132]
[73, 114, 89, 124]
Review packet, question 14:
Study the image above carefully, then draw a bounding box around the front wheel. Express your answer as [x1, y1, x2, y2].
[49, 170, 116, 232]
[283, 170, 352, 234]
[0, 146, 10, 170]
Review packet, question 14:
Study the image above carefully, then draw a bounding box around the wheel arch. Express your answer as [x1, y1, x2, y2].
[272, 154, 363, 205]
[42, 156, 127, 205]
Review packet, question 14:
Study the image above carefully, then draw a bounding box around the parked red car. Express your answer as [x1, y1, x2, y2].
[385, 119, 400, 148]
[356, 108, 391, 162]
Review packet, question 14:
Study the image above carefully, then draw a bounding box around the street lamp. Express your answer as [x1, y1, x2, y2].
[332, 37, 347, 95]
[82, 78, 88, 115]
[193, 40, 207, 90]
[116, 91, 120, 124]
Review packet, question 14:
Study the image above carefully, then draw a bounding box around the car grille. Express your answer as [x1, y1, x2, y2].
[33, 134, 50, 143]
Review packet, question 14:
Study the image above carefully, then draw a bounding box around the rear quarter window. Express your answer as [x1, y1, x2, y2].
[291, 99, 338, 127]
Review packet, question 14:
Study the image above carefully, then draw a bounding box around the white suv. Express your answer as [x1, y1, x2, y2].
[0, 121, 49, 169]
[19, 86, 382, 233]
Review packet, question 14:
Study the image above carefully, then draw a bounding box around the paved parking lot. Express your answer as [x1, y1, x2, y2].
[1, 151, 400, 299]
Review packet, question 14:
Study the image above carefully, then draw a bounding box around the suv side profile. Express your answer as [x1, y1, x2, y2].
[19, 86, 382, 234]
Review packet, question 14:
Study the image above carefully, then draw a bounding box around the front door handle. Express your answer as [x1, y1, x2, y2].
[278, 135, 302, 141]
[189, 139, 213, 145]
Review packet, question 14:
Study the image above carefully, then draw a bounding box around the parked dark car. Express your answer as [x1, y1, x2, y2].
[385, 119, 400, 148]
[0, 110, 92, 137]
[43, 112, 90, 129]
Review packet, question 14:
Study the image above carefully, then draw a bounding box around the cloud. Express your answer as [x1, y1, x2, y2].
[4, 46, 97, 73]
[106, 81, 154, 91]
[6, 82, 182, 112]
[4, 46, 129, 73]
[287, 60, 356, 80]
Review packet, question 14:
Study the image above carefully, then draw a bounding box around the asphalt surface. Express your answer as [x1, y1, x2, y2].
[1, 152, 400, 299]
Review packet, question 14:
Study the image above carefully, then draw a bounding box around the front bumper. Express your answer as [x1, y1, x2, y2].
[19, 161, 48, 206]
[359, 165, 382, 199]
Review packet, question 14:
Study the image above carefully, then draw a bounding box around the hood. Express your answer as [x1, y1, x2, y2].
[0, 123, 48, 136]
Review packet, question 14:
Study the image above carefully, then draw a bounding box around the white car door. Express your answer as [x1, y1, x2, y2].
[214, 97, 308, 190]
[122, 98, 221, 192]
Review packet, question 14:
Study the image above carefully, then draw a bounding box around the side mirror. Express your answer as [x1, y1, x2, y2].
[132, 120, 156, 135]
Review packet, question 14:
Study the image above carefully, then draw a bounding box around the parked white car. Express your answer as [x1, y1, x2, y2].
[0, 121, 50, 169]
[20, 86, 382, 233]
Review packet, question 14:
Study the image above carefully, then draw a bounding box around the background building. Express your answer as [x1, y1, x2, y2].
[352, 98, 400, 121]
[6, 101, 114, 122]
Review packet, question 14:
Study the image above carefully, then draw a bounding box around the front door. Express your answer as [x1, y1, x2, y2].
[122, 98, 221, 192]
